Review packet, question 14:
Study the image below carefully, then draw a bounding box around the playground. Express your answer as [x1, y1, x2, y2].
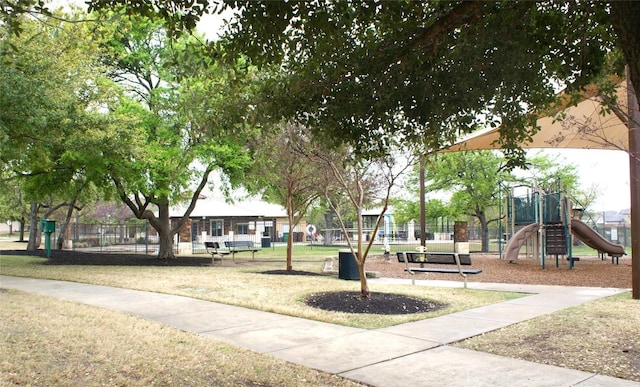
[500, 183, 626, 267]
[2, 246, 637, 383]
[364, 181, 632, 290]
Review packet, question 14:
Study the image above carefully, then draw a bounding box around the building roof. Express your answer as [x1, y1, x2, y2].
[594, 210, 626, 224]
[170, 197, 288, 218]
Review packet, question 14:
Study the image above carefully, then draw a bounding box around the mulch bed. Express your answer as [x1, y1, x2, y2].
[4, 249, 215, 266]
[305, 291, 446, 314]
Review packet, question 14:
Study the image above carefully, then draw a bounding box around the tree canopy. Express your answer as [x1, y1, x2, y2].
[94, 13, 254, 258]
[0, 8, 118, 248]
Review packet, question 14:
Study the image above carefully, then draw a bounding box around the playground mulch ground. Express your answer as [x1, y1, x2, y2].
[365, 253, 633, 289]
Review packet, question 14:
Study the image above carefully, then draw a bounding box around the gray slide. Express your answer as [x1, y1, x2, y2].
[503, 223, 539, 261]
[571, 218, 626, 257]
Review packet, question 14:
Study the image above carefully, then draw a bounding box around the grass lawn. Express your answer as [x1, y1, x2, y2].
[1, 288, 364, 386]
[0, 254, 520, 329]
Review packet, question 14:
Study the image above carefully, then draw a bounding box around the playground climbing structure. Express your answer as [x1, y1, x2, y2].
[502, 183, 625, 269]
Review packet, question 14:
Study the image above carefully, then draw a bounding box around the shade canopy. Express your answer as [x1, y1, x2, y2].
[444, 83, 630, 153]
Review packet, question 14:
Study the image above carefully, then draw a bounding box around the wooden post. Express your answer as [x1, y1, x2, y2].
[627, 69, 640, 299]
[420, 158, 426, 248]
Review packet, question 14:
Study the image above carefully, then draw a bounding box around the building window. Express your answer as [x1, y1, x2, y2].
[237, 223, 249, 235]
[211, 220, 223, 237]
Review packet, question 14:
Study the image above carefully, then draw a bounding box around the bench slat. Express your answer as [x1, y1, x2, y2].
[404, 268, 482, 274]
[404, 252, 471, 265]
[223, 241, 260, 258]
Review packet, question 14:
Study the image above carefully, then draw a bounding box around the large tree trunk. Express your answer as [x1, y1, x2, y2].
[610, 2, 640, 300]
[477, 212, 490, 253]
[154, 202, 176, 259]
[56, 200, 77, 251]
[26, 201, 39, 251]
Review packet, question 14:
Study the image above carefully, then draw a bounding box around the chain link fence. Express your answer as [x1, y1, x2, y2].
[65, 220, 630, 256]
[67, 221, 160, 254]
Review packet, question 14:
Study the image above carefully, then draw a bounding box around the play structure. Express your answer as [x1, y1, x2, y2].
[502, 183, 625, 269]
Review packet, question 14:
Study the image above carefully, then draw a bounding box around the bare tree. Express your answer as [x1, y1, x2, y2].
[311, 147, 415, 298]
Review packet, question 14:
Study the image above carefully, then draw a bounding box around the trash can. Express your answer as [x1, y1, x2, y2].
[261, 237, 271, 248]
[283, 232, 289, 242]
[338, 250, 359, 280]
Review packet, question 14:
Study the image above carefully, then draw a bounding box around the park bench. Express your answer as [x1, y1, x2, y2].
[223, 240, 260, 259]
[204, 241, 231, 264]
[398, 251, 482, 288]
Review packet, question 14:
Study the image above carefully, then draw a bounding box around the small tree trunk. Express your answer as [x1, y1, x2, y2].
[355, 206, 370, 298]
[478, 212, 490, 252]
[323, 211, 334, 246]
[358, 263, 369, 298]
[286, 210, 294, 271]
[56, 200, 77, 250]
[19, 216, 26, 242]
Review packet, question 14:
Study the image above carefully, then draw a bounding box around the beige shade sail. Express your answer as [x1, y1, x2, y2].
[444, 82, 630, 153]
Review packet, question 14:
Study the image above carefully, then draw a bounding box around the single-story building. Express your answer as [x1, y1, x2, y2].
[170, 195, 309, 252]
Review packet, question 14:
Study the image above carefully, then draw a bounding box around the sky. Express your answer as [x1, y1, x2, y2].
[533, 149, 631, 212]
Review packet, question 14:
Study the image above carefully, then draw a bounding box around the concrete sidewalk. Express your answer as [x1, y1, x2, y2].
[1, 275, 637, 387]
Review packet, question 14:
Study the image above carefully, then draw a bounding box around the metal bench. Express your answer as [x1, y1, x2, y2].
[223, 240, 260, 259]
[204, 242, 230, 263]
[398, 251, 482, 288]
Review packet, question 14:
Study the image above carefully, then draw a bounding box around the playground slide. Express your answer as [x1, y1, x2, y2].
[571, 218, 626, 257]
[504, 223, 539, 261]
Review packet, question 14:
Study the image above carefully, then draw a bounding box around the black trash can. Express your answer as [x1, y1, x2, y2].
[261, 237, 271, 248]
[338, 250, 360, 280]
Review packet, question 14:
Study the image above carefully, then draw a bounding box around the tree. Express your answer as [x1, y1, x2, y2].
[521, 152, 582, 194]
[392, 197, 453, 238]
[221, 0, 640, 301]
[97, 14, 253, 258]
[0, 171, 24, 235]
[248, 123, 322, 271]
[0, 8, 118, 250]
[422, 151, 513, 252]
[311, 146, 414, 298]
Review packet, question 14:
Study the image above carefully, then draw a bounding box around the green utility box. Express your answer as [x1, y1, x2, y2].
[40, 219, 56, 233]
